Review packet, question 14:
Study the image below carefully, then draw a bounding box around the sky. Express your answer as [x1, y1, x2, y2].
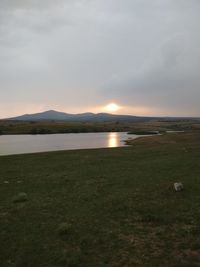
[0, 0, 200, 118]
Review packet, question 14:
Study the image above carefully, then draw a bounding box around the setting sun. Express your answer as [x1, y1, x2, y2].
[105, 103, 121, 113]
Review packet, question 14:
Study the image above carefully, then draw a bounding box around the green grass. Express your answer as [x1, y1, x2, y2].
[0, 120, 127, 135]
[0, 133, 200, 266]
[128, 130, 159, 135]
[0, 119, 199, 135]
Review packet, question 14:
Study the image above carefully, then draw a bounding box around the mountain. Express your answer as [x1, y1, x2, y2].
[9, 110, 72, 121]
[5, 110, 152, 122]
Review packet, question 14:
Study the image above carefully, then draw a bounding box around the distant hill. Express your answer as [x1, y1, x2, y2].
[5, 110, 153, 123]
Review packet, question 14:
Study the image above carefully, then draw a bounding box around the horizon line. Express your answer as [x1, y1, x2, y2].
[1, 109, 200, 120]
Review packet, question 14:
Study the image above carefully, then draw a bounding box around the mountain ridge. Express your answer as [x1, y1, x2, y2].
[4, 110, 199, 123]
[5, 110, 151, 123]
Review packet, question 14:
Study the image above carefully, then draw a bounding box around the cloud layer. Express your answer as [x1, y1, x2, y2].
[0, 0, 199, 117]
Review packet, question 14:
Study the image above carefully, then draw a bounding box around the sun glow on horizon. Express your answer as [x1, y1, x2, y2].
[104, 103, 121, 113]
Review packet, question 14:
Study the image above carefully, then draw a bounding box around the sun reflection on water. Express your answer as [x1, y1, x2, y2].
[108, 132, 119, 148]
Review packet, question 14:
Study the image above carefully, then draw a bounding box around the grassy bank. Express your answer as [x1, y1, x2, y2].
[0, 121, 127, 135]
[0, 133, 200, 266]
[127, 131, 159, 135]
[0, 119, 199, 135]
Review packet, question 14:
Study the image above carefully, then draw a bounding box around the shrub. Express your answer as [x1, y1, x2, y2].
[29, 128, 53, 134]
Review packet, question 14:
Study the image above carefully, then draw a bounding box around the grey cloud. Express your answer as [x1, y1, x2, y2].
[102, 33, 200, 114]
[100, 1, 200, 115]
[0, 0, 64, 10]
[0, 0, 199, 117]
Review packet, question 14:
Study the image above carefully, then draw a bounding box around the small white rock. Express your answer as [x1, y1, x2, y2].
[4, 181, 9, 184]
[174, 182, 183, 192]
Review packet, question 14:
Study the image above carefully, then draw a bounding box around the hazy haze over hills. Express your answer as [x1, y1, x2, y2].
[6, 110, 151, 122]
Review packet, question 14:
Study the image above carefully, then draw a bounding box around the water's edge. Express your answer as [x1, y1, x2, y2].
[0, 132, 135, 156]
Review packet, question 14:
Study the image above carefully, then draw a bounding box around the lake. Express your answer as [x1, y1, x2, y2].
[0, 132, 139, 156]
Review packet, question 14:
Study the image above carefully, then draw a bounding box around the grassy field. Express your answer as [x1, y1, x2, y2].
[0, 132, 200, 266]
[0, 121, 128, 135]
[0, 119, 199, 135]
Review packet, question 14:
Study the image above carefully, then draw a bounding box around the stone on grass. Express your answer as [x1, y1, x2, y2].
[13, 192, 28, 203]
[57, 222, 72, 236]
[174, 182, 183, 192]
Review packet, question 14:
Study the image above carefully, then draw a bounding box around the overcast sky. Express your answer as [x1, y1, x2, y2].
[0, 0, 199, 118]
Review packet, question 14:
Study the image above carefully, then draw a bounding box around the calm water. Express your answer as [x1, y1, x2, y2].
[0, 132, 139, 156]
